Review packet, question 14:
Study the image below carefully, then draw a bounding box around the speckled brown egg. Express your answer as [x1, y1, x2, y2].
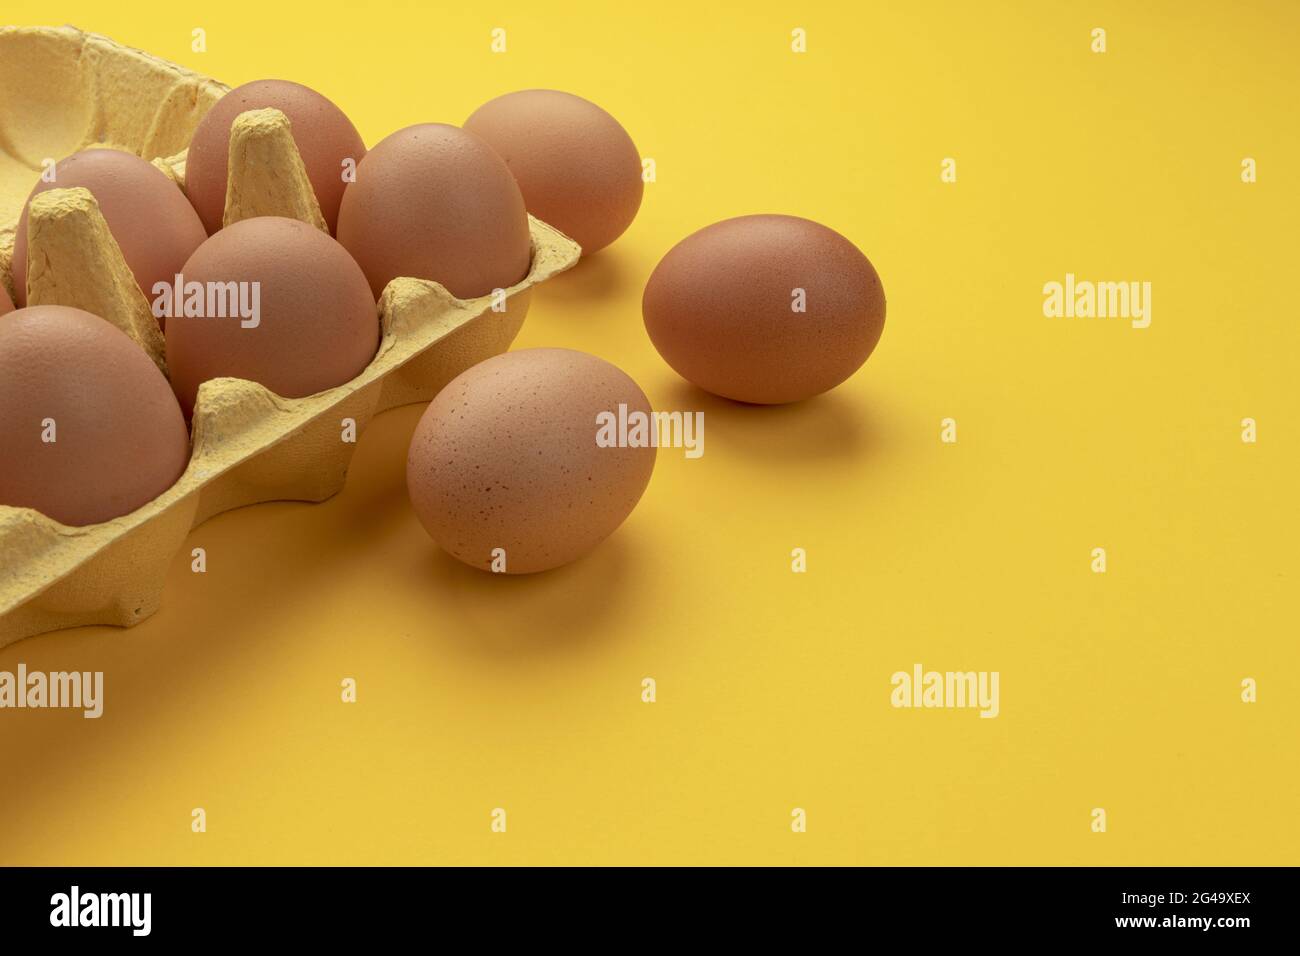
[407, 348, 656, 574]
[165, 216, 378, 416]
[336, 123, 531, 300]
[0, 305, 190, 526]
[185, 79, 366, 235]
[642, 215, 886, 404]
[464, 89, 643, 255]
[10, 149, 207, 308]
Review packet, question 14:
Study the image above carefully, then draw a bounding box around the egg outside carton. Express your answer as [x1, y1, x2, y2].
[0, 26, 582, 649]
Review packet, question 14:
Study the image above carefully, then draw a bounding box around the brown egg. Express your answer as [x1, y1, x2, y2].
[0, 283, 12, 316]
[407, 348, 656, 573]
[165, 216, 378, 416]
[10, 149, 207, 308]
[642, 215, 886, 404]
[185, 79, 366, 235]
[464, 90, 643, 255]
[336, 123, 531, 300]
[0, 305, 190, 526]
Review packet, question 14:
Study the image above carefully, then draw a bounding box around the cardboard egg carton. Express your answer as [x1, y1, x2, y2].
[0, 25, 581, 648]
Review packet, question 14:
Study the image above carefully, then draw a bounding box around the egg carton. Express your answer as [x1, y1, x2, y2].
[0, 25, 581, 649]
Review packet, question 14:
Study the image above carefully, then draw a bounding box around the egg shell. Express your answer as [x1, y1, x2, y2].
[642, 214, 886, 404]
[185, 79, 366, 235]
[336, 123, 532, 300]
[10, 149, 207, 310]
[165, 216, 379, 416]
[407, 348, 656, 574]
[0, 305, 190, 526]
[464, 89, 644, 255]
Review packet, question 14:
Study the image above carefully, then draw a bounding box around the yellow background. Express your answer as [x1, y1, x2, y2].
[2, 0, 1297, 865]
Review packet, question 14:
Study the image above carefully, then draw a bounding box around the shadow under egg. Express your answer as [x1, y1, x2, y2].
[534, 245, 641, 306]
[412, 529, 642, 659]
[655, 376, 885, 465]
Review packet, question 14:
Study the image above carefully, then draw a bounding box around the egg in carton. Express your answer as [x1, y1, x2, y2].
[0, 25, 581, 649]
